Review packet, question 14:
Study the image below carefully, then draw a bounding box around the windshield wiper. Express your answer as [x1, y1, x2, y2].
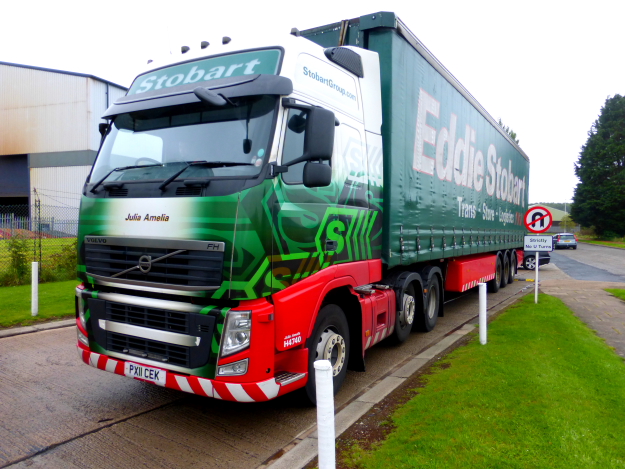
[90, 164, 162, 193]
[158, 161, 253, 191]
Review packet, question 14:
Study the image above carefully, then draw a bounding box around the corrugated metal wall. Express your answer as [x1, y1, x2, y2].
[0, 63, 127, 207]
[30, 166, 91, 209]
[0, 65, 89, 154]
[0, 64, 127, 156]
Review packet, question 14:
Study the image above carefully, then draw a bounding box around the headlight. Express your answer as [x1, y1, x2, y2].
[221, 311, 251, 357]
[76, 288, 86, 330]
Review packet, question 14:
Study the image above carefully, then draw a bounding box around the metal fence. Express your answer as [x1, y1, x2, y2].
[0, 204, 79, 285]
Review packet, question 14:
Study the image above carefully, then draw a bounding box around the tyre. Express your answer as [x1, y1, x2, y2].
[508, 251, 517, 284]
[389, 283, 417, 344]
[500, 252, 510, 288]
[488, 255, 502, 292]
[573, 246, 577, 250]
[524, 255, 536, 270]
[415, 275, 440, 332]
[305, 304, 350, 404]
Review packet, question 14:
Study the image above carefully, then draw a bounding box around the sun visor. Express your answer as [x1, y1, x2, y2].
[102, 75, 293, 118]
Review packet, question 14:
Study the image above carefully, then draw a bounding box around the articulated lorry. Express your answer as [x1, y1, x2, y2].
[76, 12, 529, 403]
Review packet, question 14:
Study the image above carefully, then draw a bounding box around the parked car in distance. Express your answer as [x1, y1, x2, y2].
[553, 233, 578, 250]
[523, 250, 551, 270]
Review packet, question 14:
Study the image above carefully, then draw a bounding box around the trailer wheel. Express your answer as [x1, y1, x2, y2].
[416, 275, 440, 332]
[389, 283, 417, 344]
[488, 256, 502, 293]
[500, 253, 510, 288]
[508, 251, 517, 284]
[305, 304, 350, 404]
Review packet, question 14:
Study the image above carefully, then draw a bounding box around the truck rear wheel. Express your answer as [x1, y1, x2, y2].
[305, 304, 350, 404]
[500, 253, 510, 288]
[415, 275, 440, 332]
[488, 256, 502, 293]
[508, 250, 517, 284]
[389, 283, 417, 344]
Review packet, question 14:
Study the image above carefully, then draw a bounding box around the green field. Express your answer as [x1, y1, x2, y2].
[340, 294, 625, 469]
[0, 280, 78, 328]
[580, 240, 625, 249]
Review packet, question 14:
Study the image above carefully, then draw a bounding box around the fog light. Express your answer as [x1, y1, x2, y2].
[77, 328, 89, 347]
[217, 358, 248, 376]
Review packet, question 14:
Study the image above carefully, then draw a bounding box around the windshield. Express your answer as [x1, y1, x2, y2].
[91, 95, 278, 184]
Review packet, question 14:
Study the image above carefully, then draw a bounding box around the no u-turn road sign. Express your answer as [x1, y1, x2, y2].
[524, 206, 553, 233]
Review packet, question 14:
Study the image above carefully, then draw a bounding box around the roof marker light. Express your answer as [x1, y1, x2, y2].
[222, 36, 231, 44]
[201, 41, 209, 49]
[181, 46, 190, 54]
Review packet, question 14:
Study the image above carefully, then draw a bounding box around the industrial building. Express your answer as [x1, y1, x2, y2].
[0, 61, 127, 209]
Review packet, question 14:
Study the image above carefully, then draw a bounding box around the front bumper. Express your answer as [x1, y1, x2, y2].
[77, 342, 304, 402]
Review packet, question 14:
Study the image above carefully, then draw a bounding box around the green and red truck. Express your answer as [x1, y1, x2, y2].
[76, 12, 529, 403]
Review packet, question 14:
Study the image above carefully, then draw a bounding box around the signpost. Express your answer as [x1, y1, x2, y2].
[524, 206, 554, 304]
[524, 206, 553, 233]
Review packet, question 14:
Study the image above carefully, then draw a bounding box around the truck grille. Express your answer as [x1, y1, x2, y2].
[107, 302, 188, 334]
[108, 333, 190, 367]
[89, 297, 216, 370]
[84, 238, 224, 291]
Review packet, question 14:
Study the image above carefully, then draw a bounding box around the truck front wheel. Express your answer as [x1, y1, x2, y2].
[305, 304, 350, 404]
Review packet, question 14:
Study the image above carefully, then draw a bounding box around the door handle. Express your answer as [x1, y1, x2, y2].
[325, 239, 338, 251]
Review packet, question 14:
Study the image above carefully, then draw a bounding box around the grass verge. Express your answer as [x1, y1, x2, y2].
[339, 294, 625, 469]
[0, 280, 78, 328]
[606, 288, 625, 302]
[580, 240, 625, 249]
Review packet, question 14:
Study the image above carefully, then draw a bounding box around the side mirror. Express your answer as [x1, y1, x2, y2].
[287, 113, 306, 133]
[302, 107, 335, 161]
[281, 101, 337, 167]
[303, 161, 332, 188]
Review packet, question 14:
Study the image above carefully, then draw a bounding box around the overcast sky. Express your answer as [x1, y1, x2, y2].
[2, 0, 623, 204]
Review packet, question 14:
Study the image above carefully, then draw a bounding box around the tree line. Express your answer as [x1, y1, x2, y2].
[571, 94, 625, 237]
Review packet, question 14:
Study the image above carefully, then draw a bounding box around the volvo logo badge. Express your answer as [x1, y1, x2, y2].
[138, 255, 152, 274]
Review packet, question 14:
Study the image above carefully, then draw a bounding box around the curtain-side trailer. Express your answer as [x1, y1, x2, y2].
[76, 12, 529, 403]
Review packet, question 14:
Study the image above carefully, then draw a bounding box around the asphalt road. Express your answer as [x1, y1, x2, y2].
[549, 242, 625, 282]
[0, 278, 531, 469]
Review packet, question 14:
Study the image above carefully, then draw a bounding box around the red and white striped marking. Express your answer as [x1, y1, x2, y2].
[461, 274, 495, 292]
[78, 346, 282, 402]
[364, 324, 394, 350]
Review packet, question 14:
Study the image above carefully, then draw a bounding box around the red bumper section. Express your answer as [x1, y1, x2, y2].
[77, 343, 302, 403]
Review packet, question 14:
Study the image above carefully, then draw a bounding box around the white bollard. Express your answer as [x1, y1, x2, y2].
[478, 283, 487, 345]
[315, 359, 335, 469]
[535, 251, 539, 304]
[31, 262, 39, 317]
